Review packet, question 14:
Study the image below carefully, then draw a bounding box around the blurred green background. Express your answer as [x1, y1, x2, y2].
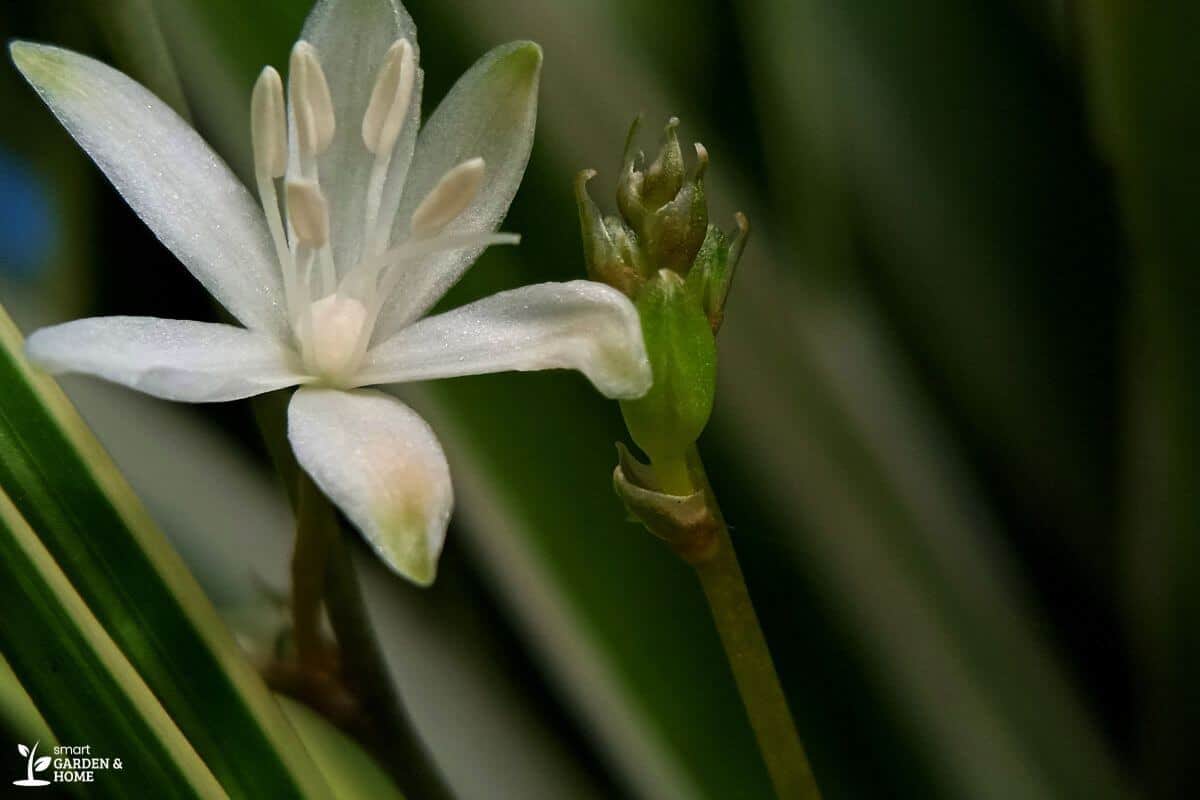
[0, 0, 1192, 798]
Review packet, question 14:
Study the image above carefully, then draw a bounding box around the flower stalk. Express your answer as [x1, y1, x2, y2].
[294, 469, 453, 800]
[584, 118, 821, 800]
[686, 448, 820, 800]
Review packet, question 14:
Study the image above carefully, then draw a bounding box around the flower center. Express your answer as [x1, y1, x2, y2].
[304, 293, 369, 384]
[248, 38, 518, 385]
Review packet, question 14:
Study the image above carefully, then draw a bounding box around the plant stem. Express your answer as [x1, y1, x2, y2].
[654, 452, 694, 496]
[672, 445, 822, 800]
[316, 482, 455, 800]
[292, 476, 333, 667]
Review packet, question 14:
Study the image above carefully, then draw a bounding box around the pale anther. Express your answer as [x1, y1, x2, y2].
[251, 67, 287, 178]
[286, 179, 330, 248]
[289, 42, 336, 156]
[363, 39, 416, 156]
[410, 157, 486, 237]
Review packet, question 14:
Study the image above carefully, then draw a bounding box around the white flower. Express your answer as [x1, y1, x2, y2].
[10, 0, 650, 585]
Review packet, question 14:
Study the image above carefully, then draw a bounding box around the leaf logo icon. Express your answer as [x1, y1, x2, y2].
[13, 741, 50, 787]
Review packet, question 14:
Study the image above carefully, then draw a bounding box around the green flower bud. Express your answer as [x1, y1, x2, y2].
[619, 269, 716, 464]
[643, 143, 708, 275]
[575, 169, 648, 296]
[604, 117, 710, 279]
[685, 212, 749, 333]
[640, 117, 685, 209]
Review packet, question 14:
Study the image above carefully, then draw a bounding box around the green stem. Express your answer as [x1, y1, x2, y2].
[676, 446, 821, 800]
[317, 484, 455, 800]
[292, 476, 333, 667]
[654, 452, 694, 496]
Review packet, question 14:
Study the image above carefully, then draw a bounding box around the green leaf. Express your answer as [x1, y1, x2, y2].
[0, 485, 224, 798]
[82, 0, 192, 122]
[1079, 4, 1200, 795]
[0, 305, 331, 799]
[277, 695, 405, 800]
[0, 653, 53, 747]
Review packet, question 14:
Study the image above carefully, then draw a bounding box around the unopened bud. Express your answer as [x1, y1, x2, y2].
[642, 142, 708, 275]
[597, 117, 715, 280]
[575, 169, 647, 296]
[686, 213, 749, 333]
[640, 117, 685, 209]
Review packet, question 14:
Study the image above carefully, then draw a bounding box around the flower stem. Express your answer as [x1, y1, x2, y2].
[668, 446, 822, 800]
[292, 476, 333, 667]
[308, 476, 455, 800]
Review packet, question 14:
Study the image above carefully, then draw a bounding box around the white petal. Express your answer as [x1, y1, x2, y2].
[26, 317, 304, 402]
[300, 0, 423, 274]
[10, 43, 288, 340]
[375, 41, 542, 337]
[358, 281, 651, 399]
[287, 388, 452, 585]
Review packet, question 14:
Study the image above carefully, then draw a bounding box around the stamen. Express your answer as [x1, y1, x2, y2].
[251, 67, 287, 179]
[373, 231, 520, 311]
[339, 229, 519, 303]
[250, 66, 300, 330]
[340, 230, 520, 369]
[409, 157, 486, 238]
[288, 42, 335, 161]
[362, 39, 415, 157]
[361, 38, 417, 258]
[286, 179, 330, 249]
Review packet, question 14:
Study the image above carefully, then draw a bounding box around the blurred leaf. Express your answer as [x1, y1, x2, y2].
[0, 305, 332, 799]
[278, 695, 405, 800]
[1079, 3, 1200, 795]
[0, 484, 224, 798]
[0, 655, 52, 746]
[83, 0, 191, 121]
[730, 0, 1128, 797]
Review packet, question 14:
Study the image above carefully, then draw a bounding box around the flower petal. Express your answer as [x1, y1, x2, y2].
[358, 280, 651, 398]
[374, 41, 542, 337]
[10, 42, 288, 339]
[300, 0, 422, 274]
[287, 388, 452, 585]
[26, 317, 304, 402]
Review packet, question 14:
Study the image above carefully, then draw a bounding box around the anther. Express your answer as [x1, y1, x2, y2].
[363, 39, 416, 156]
[251, 67, 287, 178]
[409, 157, 486, 237]
[286, 179, 331, 248]
[289, 42, 335, 157]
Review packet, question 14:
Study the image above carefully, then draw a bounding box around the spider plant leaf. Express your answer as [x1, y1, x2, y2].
[0, 304, 332, 799]
[0, 485, 223, 798]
